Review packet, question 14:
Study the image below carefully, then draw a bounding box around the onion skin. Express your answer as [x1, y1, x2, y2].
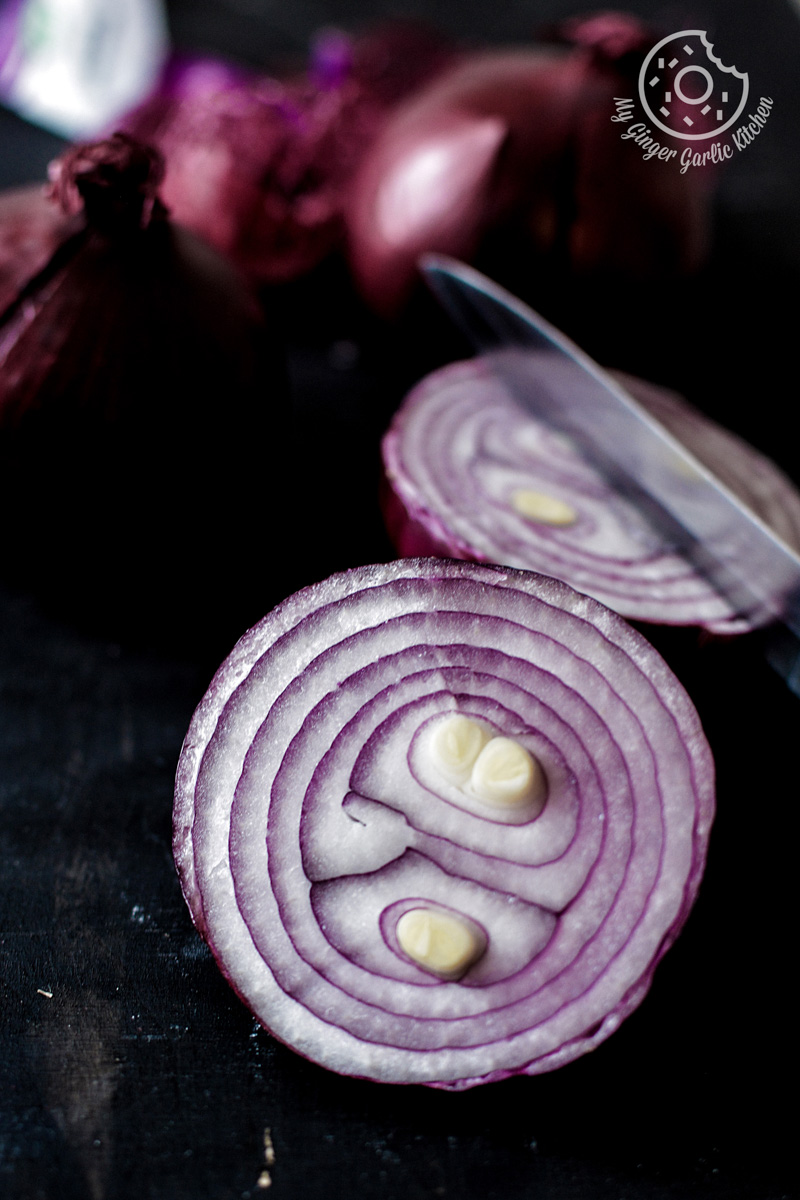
[0, 186, 70, 316]
[0, 133, 284, 641]
[381, 358, 800, 635]
[119, 27, 454, 284]
[121, 64, 359, 284]
[174, 558, 714, 1089]
[344, 13, 714, 316]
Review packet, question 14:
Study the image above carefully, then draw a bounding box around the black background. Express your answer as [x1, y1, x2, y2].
[1, 2, 798, 1198]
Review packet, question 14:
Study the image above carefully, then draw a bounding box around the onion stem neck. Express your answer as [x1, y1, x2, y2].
[47, 133, 167, 233]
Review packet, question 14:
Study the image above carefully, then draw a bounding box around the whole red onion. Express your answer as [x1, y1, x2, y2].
[344, 12, 715, 315]
[0, 133, 284, 642]
[119, 26, 454, 285]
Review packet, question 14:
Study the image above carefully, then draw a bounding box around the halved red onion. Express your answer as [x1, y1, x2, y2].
[382, 357, 800, 634]
[174, 558, 714, 1089]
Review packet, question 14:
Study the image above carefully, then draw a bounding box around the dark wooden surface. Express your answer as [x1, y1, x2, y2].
[2, 2, 799, 1197]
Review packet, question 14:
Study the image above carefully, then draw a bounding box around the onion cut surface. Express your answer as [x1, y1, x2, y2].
[174, 559, 714, 1089]
[382, 357, 800, 634]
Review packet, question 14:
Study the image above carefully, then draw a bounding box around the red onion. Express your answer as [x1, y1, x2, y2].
[0, 183, 70, 316]
[0, 133, 281, 638]
[120, 59, 357, 283]
[119, 27, 454, 284]
[174, 558, 714, 1089]
[381, 357, 800, 635]
[344, 12, 714, 315]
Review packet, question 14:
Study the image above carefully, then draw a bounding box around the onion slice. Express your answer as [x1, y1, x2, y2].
[381, 357, 800, 634]
[174, 559, 714, 1089]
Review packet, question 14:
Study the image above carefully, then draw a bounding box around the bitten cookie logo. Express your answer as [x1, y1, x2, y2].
[611, 30, 772, 173]
[639, 31, 748, 139]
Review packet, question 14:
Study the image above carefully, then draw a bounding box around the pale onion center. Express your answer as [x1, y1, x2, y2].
[426, 716, 544, 811]
[511, 488, 577, 526]
[396, 907, 484, 978]
[427, 713, 491, 785]
[470, 736, 542, 809]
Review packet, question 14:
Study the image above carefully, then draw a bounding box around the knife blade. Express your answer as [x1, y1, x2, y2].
[420, 253, 800, 693]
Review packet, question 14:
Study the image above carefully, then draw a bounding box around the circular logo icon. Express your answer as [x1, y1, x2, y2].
[638, 30, 749, 141]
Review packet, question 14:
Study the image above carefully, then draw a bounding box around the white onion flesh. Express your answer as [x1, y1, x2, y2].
[381, 357, 800, 633]
[174, 559, 714, 1089]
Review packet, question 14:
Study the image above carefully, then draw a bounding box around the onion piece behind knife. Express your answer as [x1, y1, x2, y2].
[381, 357, 800, 633]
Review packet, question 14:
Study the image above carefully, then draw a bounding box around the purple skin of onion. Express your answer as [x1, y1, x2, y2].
[0, 132, 283, 636]
[174, 558, 714, 1089]
[344, 13, 712, 316]
[118, 52, 371, 283]
[381, 357, 800, 636]
[117, 28, 454, 285]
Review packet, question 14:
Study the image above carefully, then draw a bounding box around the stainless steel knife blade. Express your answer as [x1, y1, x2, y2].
[420, 253, 800, 692]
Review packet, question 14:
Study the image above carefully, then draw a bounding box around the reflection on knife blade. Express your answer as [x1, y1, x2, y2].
[420, 253, 800, 691]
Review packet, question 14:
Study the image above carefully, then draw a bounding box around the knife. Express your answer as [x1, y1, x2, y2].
[420, 253, 800, 694]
